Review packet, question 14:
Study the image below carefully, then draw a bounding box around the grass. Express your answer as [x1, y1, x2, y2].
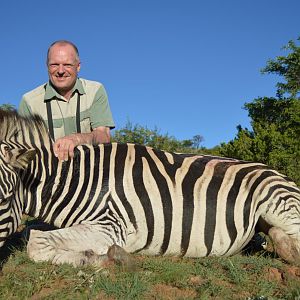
[0, 248, 299, 299]
[0, 232, 299, 299]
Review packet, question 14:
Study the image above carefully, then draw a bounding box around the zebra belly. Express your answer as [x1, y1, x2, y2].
[123, 219, 255, 257]
[124, 231, 254, 257]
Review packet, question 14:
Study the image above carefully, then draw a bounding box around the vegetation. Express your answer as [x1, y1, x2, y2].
[219, 38, 300, 186]
[0, 103, 15, 111]
[111, 120, 208, 154]
[0, 236, 299, 299]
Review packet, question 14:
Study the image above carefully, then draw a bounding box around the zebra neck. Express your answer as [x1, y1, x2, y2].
[22, 146, 60, 219]
[21, 145, 98, 225]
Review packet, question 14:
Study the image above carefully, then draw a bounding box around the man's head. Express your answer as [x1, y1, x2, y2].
[47, 40, 81, 99]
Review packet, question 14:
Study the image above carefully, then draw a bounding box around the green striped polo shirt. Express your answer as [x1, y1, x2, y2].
[18, 78, 115, 140]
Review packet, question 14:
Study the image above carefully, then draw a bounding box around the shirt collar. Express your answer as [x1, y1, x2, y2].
[44, 78, 85, 101]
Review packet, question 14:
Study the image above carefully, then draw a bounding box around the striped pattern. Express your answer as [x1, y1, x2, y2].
[0, 109, 299, 264]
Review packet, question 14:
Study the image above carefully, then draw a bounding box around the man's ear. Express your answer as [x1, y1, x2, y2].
[3, 148, 36, 170]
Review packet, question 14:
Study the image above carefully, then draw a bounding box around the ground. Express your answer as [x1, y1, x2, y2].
[0, 221, 299, 299]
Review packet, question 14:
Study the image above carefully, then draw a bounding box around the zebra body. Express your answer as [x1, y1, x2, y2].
[0, 110, 300, 266]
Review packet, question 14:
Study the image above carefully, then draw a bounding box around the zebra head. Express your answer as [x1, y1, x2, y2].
[0, 141, 36, 247]
[0, 142, 36, 172]
[0, 109, 39, 248]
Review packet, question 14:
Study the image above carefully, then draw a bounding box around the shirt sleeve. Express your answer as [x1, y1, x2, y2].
[90, 84, 115, 129]
[18, 96, 33, 116]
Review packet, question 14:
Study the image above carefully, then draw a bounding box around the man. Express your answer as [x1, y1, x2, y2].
[19, 40, 115, 161]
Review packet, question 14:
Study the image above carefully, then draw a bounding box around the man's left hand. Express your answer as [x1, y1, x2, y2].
[53, 135, 80, 161]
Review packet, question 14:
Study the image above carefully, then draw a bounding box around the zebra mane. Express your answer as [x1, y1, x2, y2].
[0, 109, 52, 147]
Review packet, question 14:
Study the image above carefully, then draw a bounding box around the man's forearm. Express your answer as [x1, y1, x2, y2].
[53, 127, 111, 161]
[71, 128, 111, 145]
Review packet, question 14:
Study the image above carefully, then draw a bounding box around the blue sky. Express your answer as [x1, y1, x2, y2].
[1, 1, 299, 148]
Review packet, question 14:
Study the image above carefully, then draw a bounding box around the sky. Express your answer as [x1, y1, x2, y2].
[1, 1, 299, 148]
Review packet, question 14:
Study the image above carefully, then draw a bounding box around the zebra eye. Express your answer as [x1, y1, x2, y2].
[0, 144, 14, 164]
[0, 197, 10, 205]
[0, 144, 10, 155]
[0, 144, 9, 150]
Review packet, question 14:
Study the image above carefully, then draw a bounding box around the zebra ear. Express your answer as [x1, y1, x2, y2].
[3, 148, 36, 170]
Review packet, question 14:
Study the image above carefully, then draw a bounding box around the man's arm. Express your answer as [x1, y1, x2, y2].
[53, 126, 111, 161]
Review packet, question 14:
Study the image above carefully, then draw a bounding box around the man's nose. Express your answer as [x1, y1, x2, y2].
[57, 64, 65, 73]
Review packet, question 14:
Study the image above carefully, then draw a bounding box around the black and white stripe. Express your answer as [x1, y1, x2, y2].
[0, 109, 299, 264]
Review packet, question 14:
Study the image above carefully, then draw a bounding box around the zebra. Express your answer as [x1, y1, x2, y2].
[0, 109, 299, 267]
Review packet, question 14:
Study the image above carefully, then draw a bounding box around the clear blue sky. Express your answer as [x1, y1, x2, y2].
[1, 1, 299, 148]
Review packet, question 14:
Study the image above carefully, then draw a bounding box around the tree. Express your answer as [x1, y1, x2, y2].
[192, 134, 204, 149]
[261, 38, 300, 98]
[112, 120, 210, 154]
[112, 120, 184, 152]
[219, 38, 300, 186]
[0, 103, 15, 111]
[219, 125, 254, 161]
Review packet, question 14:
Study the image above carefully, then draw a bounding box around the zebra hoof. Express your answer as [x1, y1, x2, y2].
[107, 244, 136, 271]
[78, 249, 111, 267]
[268, 227, 300, 266]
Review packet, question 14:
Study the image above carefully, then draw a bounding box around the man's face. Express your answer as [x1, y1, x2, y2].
[47, 44, 81, 96]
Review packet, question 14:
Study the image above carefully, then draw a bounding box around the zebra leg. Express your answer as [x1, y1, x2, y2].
[27, 228, 111, 267]
[268, 227, 300, 265]
[27, 224, 133, 268]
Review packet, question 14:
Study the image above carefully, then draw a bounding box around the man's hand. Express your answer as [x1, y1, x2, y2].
[53, 127, 111, 161]
[53, 134, 80, 161]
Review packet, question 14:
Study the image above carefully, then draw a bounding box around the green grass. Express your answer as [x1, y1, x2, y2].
[0, 247, 299, 300]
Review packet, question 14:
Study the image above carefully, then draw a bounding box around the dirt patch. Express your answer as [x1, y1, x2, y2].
[284, 266, 300, 277]
[264, 266, 300, 283]
[30, 279, 70, 300]
[265, 267, 283, 282]
[144, 283, 197, 299]
[94, 291, 115, 300]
